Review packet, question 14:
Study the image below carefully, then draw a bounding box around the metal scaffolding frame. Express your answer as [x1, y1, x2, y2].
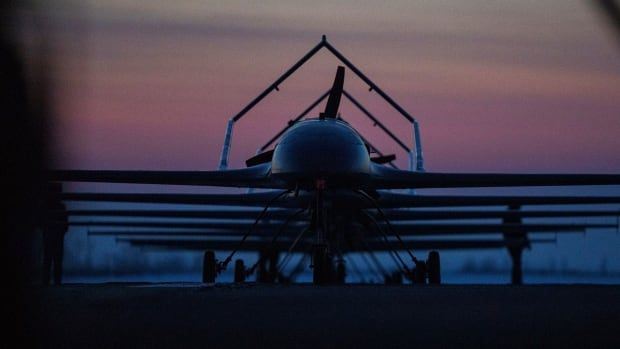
[257, 88, 411, 169]
[218, 35, 424, 172]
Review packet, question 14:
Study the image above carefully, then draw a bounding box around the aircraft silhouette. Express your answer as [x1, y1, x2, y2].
[50, 57, 620, 284]
[52, 66, 620, 191]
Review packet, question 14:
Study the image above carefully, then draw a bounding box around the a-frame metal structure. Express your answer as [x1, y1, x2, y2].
[218, 35, 425, 172]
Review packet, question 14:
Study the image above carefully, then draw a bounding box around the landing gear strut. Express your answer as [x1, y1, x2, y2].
[311, 183, 333, 285]
[508, 246, 523, 285]
[504, 205, 526, 285]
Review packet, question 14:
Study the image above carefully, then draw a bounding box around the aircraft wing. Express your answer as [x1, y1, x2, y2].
[118, 237, 556, 252]
[77, 222, 614, 235]
[371, 164, 620, 189]
[60, 191, 305, 207]
[60, 190, 620, 208]
[65, 209, 299, 220]
[49, 163, 286, 189]
[381, 209, 620, 220]
[376, 192, 620, 208]
[50, 163, 620, 190]
[64, 208, 620, 221]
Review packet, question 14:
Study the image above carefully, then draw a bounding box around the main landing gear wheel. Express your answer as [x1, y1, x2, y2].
[234, 259, 246, 283]
[202, 250, 217, 283]
[427, 250, 441, 285]
[414, 261, 427, 284]
[312, 244, 329, 285]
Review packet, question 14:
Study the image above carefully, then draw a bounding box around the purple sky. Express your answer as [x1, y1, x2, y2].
[22, 1, 620, 275]
[44, 0, 620, 174]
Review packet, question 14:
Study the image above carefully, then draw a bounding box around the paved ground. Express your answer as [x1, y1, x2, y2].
[23, 284, 620, 348]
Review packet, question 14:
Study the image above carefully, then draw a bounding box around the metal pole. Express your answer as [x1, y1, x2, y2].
[259, 89, 331, 152]
[257, 87, 400, 169]
[323, 41, 415, 123]
[220, 36, 425, 173]
[218, 119, 234, 170]
[219, 37, 327, 169]
[343, 90, 410, 153]
[338, 116, 398, 169]
[323, 39, 426, 174]
[413, 120, 425, 172]
[231, 39, 326, 123]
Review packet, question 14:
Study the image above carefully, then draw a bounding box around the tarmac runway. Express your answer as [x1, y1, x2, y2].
[24, 284, 620, 348]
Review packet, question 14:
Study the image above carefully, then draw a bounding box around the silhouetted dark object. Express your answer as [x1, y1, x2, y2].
[216, 35, 424, 172]
[63, 208, 620, 221]
[119, 237, 557, 252]
[311, 244, 330, 285]
[48, 37, 620, 287]
[42, 184, 68, 285]
[414, 261, 427, 284]
[245, 149, 274, 167]
[594, 0, 620, 43]
[503, 205, 529, 285]
[1, 3, 52, 346]
[57, 191, 620, 208]
[268, 250, 279, 283]
[70, 220, 613, 234]
[320, 66, 344, 119]
[234, 259, 246, 283]
[370, 154, 396, 165]
[427, 251, 441, 284]
[202, 251, 216, 283]
[257, 248, 280, 283]
[384, 271, 403, 285]
[258, 89, 400, 168]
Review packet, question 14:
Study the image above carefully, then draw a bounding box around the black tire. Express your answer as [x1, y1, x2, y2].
[202, 250, 216, 283]
[427, 250, 441, 285]
[414, 261, 427, 284]
[234, 259, 246, 283]
[312, 244, 329, 285]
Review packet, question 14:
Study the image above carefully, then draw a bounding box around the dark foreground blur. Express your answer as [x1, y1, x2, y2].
[26, 284, 620, 348]
[1, 2, 55, 345]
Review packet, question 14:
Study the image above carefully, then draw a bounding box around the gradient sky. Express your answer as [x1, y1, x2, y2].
[42, 0, 620, 173]
[23, 1, 620, 274]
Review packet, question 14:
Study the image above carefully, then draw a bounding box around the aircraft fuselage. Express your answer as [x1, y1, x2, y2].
[271, 118, 371, 189]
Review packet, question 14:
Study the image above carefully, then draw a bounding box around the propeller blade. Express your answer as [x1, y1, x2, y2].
[245, 149, 274, 167]
[321, 66, 345, 118]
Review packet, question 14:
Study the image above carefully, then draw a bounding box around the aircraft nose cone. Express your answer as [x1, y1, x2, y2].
[271, 119, 371, 183]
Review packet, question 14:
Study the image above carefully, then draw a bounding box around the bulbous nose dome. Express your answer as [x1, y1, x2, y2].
[271, 119, 371, 180]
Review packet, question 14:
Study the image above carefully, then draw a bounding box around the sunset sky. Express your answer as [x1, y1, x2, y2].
[21, 1, 620, 275]
[41, 0, 620, 173]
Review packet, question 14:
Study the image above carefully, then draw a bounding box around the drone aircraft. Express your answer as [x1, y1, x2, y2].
[50, 37, 620, 285]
